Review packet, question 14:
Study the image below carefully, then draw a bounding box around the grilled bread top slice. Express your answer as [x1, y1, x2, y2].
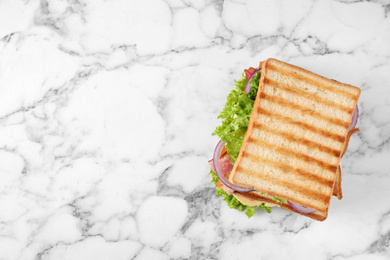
[229, 58, 360, 216]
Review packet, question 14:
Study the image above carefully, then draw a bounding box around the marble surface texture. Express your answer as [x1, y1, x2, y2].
[1, 0, 390, 259]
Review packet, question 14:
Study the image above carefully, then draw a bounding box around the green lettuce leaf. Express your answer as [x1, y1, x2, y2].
[211, 71, 278, 218]
[213, 72, 261, 164]
[272, 197, 287, 204]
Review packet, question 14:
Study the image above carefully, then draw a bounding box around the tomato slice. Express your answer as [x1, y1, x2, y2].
[244, 67, 257, 81]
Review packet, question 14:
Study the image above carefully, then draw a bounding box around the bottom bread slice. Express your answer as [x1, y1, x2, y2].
[235, 191, 328, 221]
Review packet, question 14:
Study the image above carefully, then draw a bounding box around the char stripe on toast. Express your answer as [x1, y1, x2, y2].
[247, 136, 338, 173]
[264, 78, 354, 113]
[257, 108, 346, 143]
[259, 92, 350, 129]
[229, 58, 361, 220]
[240, 151, 334, 187]
[252, 122, 341, 158]
[266, 62, 359, 98]
[235, 165, 330, 208]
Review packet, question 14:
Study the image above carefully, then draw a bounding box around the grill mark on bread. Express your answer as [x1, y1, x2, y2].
[258, 107, 346, 143]
[235, 165, 330, 206]
[241, 151, 334, 188]
[260, 92, 350, 129]
[264, 77, 355, 114]
[247, 136, 338, 173]
[252, 122, 341, 158]
[267, 62, 358, 99]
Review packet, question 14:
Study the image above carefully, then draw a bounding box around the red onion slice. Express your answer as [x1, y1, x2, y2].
[213, 140, 254, 193]
[288, 201, 315, 214]
[244, 68, 262, 94]
[349, 105, 359, 132]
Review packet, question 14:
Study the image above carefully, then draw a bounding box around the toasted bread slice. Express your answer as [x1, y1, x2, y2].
[234, 191, 328, 221]
[229, 58, 360, 221]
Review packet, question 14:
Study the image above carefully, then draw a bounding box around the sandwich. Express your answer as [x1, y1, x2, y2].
[209, 58, 360, 221]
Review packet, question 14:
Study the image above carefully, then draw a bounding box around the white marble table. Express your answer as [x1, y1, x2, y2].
[1, 0, 390, 259]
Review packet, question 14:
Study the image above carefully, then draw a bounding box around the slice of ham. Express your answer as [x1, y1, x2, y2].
[208, 153, 232, 176]
[209, 152, 234, 194]
[244, 63, 263, 81]
[244, 67, 258, 81]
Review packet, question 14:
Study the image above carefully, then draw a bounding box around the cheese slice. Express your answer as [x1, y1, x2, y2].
[233, 193, 279, 207]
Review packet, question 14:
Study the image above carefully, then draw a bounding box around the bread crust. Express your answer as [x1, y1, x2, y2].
[228, 59, 267, 183]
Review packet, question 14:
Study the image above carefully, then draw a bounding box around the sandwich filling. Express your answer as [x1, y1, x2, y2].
[210, 70, 278, 217]
[210, 64, 359, 218]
